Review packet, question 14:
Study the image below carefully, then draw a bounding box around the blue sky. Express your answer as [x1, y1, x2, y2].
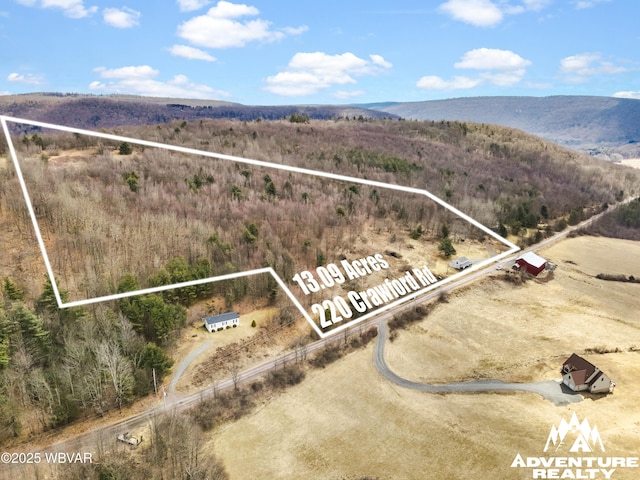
[1, 0, 639, 104]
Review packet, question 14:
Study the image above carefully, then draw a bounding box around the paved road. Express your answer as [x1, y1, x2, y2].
[373, 320, 583, 406]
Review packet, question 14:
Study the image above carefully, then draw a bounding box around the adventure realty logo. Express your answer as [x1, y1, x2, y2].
[511, 413, 638, 479]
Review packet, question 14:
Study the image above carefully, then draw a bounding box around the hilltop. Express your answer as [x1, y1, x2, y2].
[0, 92, 395, 129]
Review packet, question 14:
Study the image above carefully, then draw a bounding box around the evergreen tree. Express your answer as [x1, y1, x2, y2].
[0, 310, 11, 368]
[118, 142, 133, 155]
[139, 343, 174, 379]
[9, 303, 50, 364]
[438, 237, 457, 258]
[2, 278, 24, 301]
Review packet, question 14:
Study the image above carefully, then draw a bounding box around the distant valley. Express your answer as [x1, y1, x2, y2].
[360, 95, 640, 159]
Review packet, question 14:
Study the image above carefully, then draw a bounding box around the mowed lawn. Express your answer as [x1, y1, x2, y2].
[207, 236, 640, 479]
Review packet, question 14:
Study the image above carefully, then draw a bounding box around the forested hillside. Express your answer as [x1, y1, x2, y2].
[0, 116, 637, 444]
[4, 117, 636, 299]
[0, 92, 394, 129]
[585, 197, 640, 240]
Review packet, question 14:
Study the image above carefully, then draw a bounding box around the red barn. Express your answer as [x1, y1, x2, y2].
[514, 251, 547, 276]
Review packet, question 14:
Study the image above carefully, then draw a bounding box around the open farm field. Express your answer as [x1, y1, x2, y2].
[209, 236, 640, 479]
[385, 236, 640, 384]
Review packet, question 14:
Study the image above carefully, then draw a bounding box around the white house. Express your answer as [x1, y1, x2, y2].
[561, 353, 614, 394]
[203, 312, 240, 332]
[449, 256, 473, 271]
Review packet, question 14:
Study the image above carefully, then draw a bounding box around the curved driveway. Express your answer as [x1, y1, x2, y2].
[373, 320, 583, 406]
[168, 341, 212, 393]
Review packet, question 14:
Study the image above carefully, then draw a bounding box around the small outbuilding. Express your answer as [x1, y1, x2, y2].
[561, 353, 614, 394]
[449, 256, 473, 271]
[203, 312, 239, 332]
[514, 251, 547, 276]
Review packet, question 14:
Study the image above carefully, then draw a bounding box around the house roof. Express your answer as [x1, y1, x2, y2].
[516, 251, 547, 268]
[203, 312, 239, 325]
[562, 353, 597, 380]
[590, 370, 606, 384]
[449, 257, 472, 268]
[568, 369, 587, 387]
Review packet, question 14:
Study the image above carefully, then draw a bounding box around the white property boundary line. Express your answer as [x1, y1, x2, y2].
[0, 115, 520, 339]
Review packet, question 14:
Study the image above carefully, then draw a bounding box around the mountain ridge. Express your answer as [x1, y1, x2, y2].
[2, 93, 639, 157]
[0, 92, 396, 130]
[358, 95, 640, 157]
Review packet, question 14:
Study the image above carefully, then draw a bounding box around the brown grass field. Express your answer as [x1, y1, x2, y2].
[206, 236, 640, 479]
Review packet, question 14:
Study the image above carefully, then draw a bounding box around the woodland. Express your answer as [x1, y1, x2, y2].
[0, 116, 637, 455]
[585, 197, 640, 240]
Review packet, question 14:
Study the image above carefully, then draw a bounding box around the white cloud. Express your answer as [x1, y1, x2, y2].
[438, 0, 503, 27]
[417, 48, 531, 90]
[416, 75, 482, 90]
[206, 0, 258, 17]
[439, 0, 552, 27]
[560, 53, 628, 82]
[264, 71, 332, 97]
[523, 0, 552, 10]
[454, 48, 531, 70]
[573, 0, 611, 9]
[479, 70, 527, 86]
[103, 7, 140, 28]
[177, 1, 306, 49]
[264, 52, 392, 97]
[7, 72, 44, 85]
[177, 0, 211, 12]
[282, 25, 309, 35]
[90, 65, 229, 99]
[19, 0, 98, 19]
[612, 91, 640, 100]
[370, 54, 393, 69]
[93, 65, 159, 79]
[168, 44, 217, 62]
[560, 53, 600, 75]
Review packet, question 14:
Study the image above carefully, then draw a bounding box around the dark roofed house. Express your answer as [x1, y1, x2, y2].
[204, 312, 239, 333]
[561, 353, 614, 394]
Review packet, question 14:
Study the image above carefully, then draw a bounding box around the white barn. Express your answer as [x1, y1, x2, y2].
[203, 312, 240, 332]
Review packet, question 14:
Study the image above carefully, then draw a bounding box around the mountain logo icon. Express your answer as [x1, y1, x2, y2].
[543, 413, 605, 453]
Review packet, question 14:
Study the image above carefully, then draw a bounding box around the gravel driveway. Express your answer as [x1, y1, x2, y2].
[373, 320, 583, 406]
